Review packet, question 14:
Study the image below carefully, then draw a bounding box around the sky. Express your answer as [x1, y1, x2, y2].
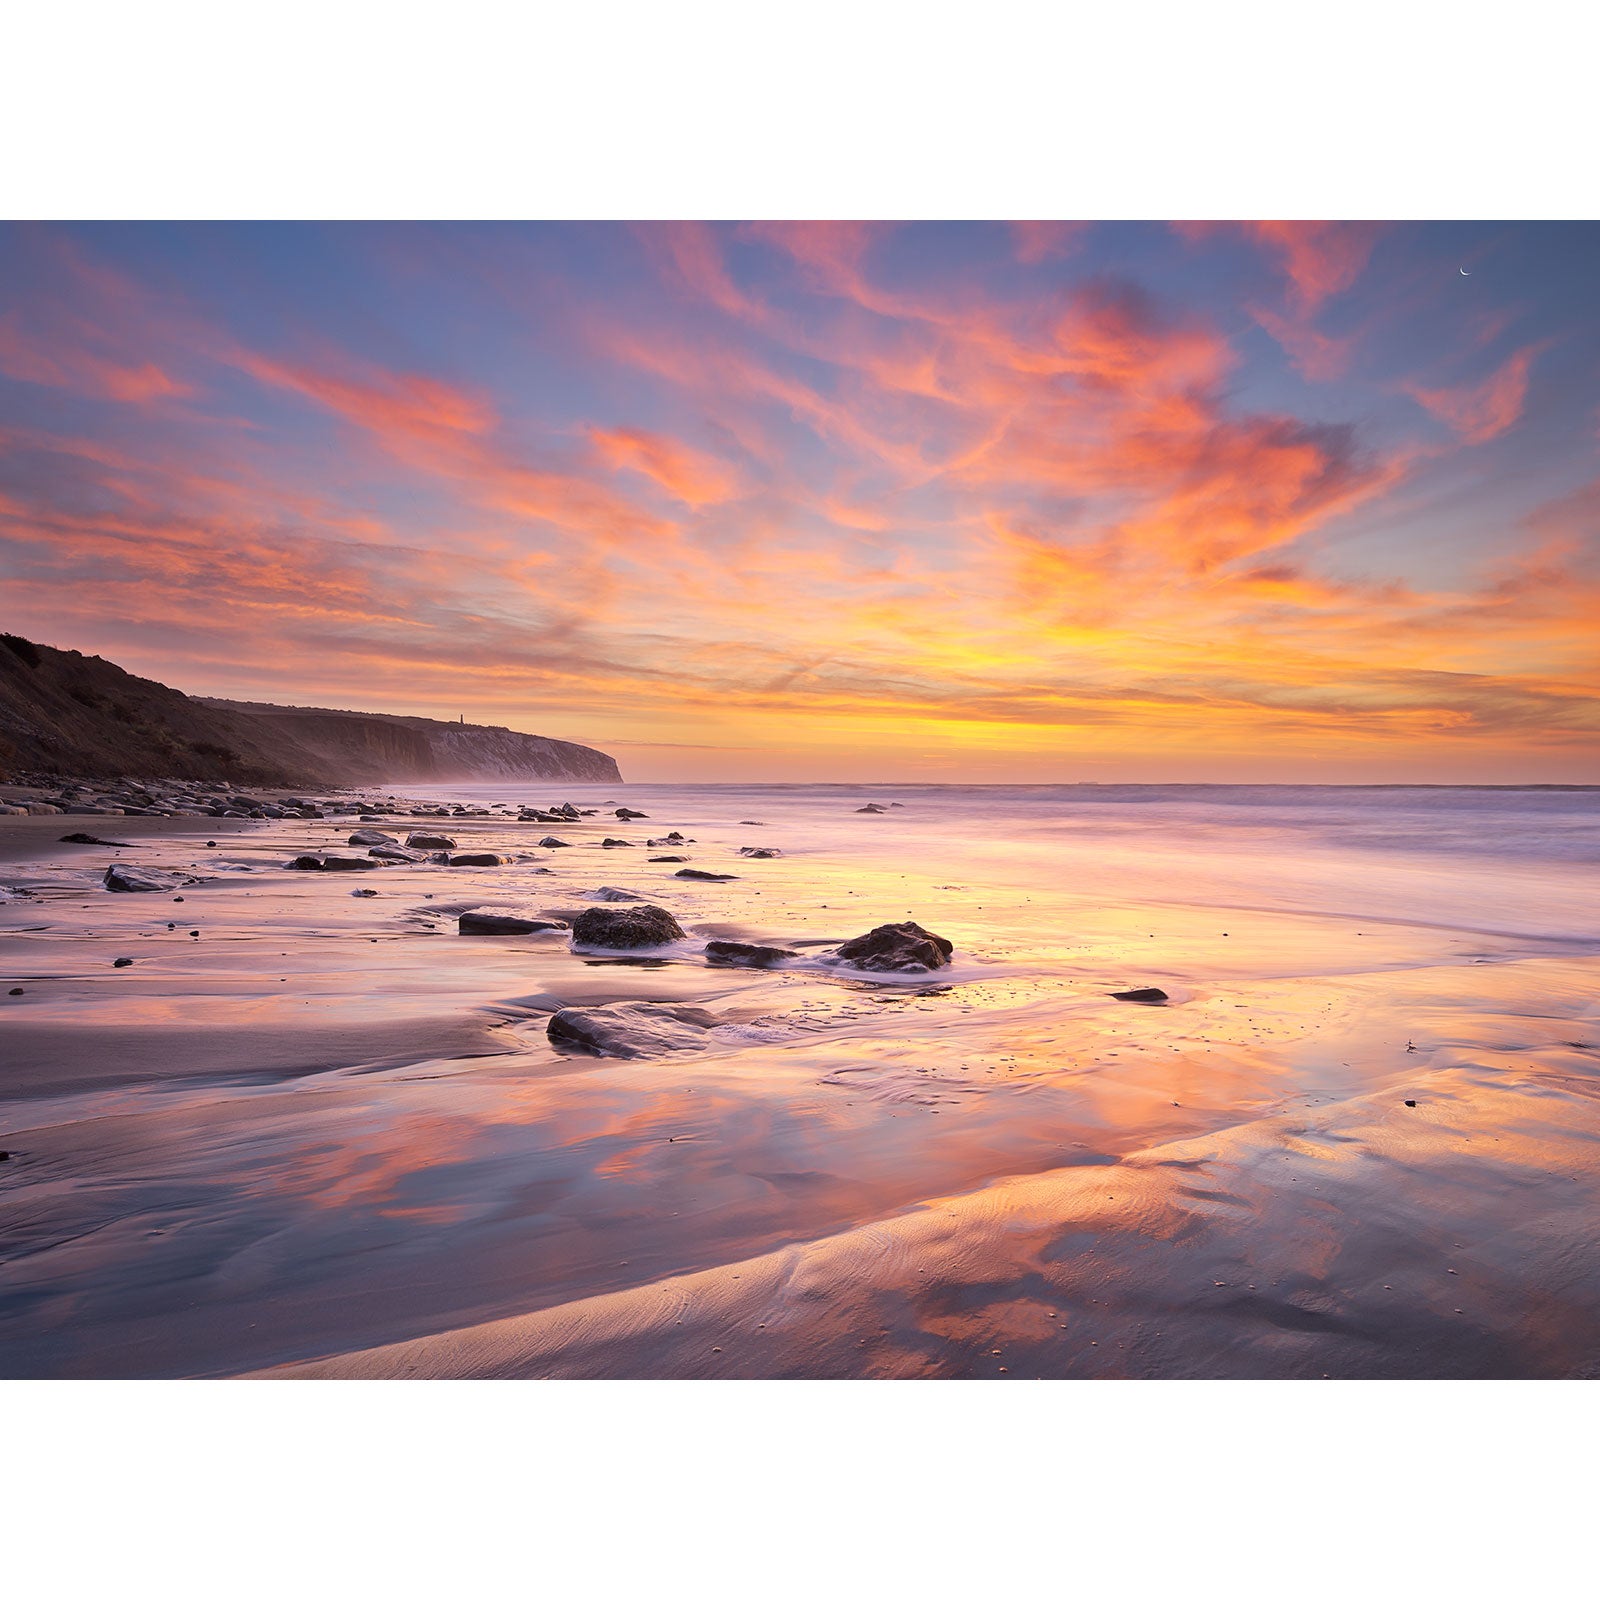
[1, 220, 1597, 783]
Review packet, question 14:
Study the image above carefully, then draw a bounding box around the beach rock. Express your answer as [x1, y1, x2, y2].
[0, 804, 26, 816]
[458, 911, 566, 935]
[649, 855, 689, 862]
[113, 956, 133, 967]
[406, 833, 456, 850]
[1110, 987, 1168, 1004]
[587, 886, 643, 901]
[546, 1000, 719, 1058]
[705, 940, 794, 968]
[647, 832, 690, 847]
[834, 921, 952, 973]
[347, 829, 399, 847]
[675, 867, 737, 881]
[601, 837, 634, 848]
[539, 836, 572, 848]
[60, 832, 133, 846]
[614, 807, 649, 819]
[738, 846, 781, 858]
[368, 844, 424, 862]
[569, 904, 685, 948]
[448, 853, 507, 867]
[855, 803, 888, 813]
[286, 853, 380, 872]
[103, 863, 177, 893]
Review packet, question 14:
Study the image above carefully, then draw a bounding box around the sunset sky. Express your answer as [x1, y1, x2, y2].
[2, 220, 1597, 782]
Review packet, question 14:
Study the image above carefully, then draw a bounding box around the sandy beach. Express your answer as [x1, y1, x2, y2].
[2, 782, 1597, 1379]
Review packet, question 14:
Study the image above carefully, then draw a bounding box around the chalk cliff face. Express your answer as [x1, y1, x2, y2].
[207, 702, 623, 784]
[0, 633, 622, 786]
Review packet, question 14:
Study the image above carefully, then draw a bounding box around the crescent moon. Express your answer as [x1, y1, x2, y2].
[1459, 267, 1471, 276]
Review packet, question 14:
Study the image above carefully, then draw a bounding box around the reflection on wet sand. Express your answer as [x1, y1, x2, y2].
[2, 783, 1598, 1378]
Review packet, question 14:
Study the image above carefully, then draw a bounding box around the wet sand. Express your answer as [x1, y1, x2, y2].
[2, 784, 1597, 1378]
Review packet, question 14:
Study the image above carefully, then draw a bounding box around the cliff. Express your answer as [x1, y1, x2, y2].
[205, 701, 623, 784]
[0, 633, 622, 786]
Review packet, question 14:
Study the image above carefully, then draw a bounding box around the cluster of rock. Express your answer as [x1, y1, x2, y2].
[0, 778, 623, 823]
[513, 801, 597, 823]
[286, 826, 530, 871]
[1, 780, 347, 819]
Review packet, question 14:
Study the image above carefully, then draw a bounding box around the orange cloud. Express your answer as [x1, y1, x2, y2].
[236, 349, 496, 443]
[588, 425, 743, 507]
[0, 309, 191, 403]
[1240, 221, 1382, 311]
[1404, 345, 1543, 444]
[1249, 304, 1356, 382]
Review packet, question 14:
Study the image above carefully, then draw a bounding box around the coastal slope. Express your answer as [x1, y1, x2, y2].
[0, 632, 621, 785]
[203, 701, 622, 784]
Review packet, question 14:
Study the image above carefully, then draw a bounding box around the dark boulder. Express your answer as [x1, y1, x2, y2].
[406, 832, 456, 850]
[676, 867, 737, 881]
[547, 1000, 719, 1058]
[601, 837, 634, 848]
[103, 864, 178, 892]
[649, 855, 689, 862]
[705, 940, 794, 968]
[614, 807, 649, 819]
[738, 846, 782, 858]
[448, 853, 507, 867]
[348, 828, 399, 847]
[286, 854, 380, 872]
[569, 904, 686, 948]
[539, 836, 572, 848]
[1110, 987, 1168, 1004]
[834, 921, 952, 973]
[459, 911, 566, 935]
[856, 803, 888, 813]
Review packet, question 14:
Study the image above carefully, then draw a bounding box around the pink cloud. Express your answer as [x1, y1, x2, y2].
[1404, 345, 1543, 444]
